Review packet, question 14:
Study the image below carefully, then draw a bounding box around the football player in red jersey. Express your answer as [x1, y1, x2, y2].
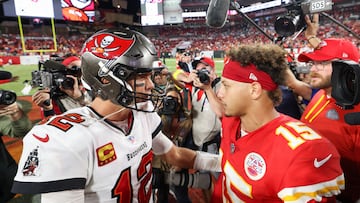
[211, 44, 344, 202]
[11, 28, 220, 203]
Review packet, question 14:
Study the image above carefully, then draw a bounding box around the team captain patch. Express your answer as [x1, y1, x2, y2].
[244, 152, 266, 181]
[97, 142, 117, 166]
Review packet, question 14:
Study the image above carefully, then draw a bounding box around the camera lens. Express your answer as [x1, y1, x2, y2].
[274, 15, 299, 37]
[197, 69, 210, 84]
[0, 90, 17, 105]
[61, 77, 75, 90]
[342, 68, 356, 97]
[161, 96, 178, 115]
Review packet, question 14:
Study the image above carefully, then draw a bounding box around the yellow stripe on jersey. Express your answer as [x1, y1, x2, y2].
[304, 95, 325, 120]
[304, 95, 331, 123]
[278, 174, 345, 202]
[308, 100, 331, 123]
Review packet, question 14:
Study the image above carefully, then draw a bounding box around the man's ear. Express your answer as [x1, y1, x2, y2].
[250, 82, 263, 99]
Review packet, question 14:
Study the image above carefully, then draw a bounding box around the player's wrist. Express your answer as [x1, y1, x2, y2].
[193, 151, 221, 172]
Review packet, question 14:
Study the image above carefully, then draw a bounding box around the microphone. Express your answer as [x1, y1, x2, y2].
[344, 112, 360, 125]
[206, 0, 230, 28]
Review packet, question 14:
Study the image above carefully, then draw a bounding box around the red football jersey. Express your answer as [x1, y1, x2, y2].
[212, 114, 344, 203]
[301, 89, 360, 201]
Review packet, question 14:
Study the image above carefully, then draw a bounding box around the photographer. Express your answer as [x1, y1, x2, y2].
[174, 56, 222, 202]
[0, 71, 32, 137]
[32, 55, 92, 118]
[286, 14, 360, 203]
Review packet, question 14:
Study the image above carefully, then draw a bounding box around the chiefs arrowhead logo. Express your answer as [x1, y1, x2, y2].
[81, 33, 135, 60]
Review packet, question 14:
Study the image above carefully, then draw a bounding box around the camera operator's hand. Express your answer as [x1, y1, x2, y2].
[304, 14, 321, 49]
[0, 102, 24, 121]
[190, 70, 213, 91]
[304, 14, 319, 38]
[32, 88, 53, 110]
[60, 75, 82, 100]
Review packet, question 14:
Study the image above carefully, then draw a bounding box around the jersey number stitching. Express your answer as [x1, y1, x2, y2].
[112, 151, 153, 203]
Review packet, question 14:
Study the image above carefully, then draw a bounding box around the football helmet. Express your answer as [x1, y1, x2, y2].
[81, 28, 165, 112]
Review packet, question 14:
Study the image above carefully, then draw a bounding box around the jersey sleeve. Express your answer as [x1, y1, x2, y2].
[12, 121, 93, 194]
[277, 140, 344, 203]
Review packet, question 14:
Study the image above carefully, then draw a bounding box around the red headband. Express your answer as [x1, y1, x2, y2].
[222, 60, 278, 91]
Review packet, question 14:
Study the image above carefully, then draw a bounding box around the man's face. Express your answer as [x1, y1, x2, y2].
[153, 69, 168, 87]
[308, 60, 332, 89]
[217, 77, 251, 117]
[128, 72, 155, 103]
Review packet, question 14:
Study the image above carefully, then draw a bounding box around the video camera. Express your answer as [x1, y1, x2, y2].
[0, 90, 16, 105]
[331, 60, 360, 109]
[275, 0, 333, 37]
[31, 59, 81, 98]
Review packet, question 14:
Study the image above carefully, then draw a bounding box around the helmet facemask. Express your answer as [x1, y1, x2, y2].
[97, 60, 164, 112]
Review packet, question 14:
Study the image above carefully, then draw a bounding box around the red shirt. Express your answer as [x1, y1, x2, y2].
[301, 89, 360, 201]
[212, 114, 344, 202]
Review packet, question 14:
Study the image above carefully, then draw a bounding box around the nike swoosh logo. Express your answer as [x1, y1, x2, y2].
[32, 133, 49, 143]
[314, 154, 332, 168]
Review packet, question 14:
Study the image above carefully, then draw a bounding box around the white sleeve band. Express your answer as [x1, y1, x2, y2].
[193, 151, 222, 172]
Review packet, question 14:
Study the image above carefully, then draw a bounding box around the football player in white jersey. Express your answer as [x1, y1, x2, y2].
[12, 28, 220, 203]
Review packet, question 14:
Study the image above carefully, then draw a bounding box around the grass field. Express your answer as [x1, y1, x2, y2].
[1, 58, 224, 96]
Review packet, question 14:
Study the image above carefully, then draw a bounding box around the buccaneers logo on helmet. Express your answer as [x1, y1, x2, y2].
[82, 33, 135, 59]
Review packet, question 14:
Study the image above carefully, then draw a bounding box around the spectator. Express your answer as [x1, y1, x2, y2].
[153, 85, 193, 203]
[287, 14, 360, 202]
[178, 51, 194, 73]
[11, 28, 220, 202]
[0, 100, 32, 138]
[175, 56, 222, 202]
[211, 43, 344, 202]
[32, 55, 92, 118]
[298, 37, 360, 203]
[152, 66, 170, 92]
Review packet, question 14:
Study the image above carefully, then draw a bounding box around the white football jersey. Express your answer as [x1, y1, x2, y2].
[12, 105, 173, 203]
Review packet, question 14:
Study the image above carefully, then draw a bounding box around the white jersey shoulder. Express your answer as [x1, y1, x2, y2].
[13, 106, 162, 203]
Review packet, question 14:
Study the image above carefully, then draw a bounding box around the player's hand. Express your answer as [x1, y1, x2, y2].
[304, 14, 319, 39]
[32, 88, 53, 110]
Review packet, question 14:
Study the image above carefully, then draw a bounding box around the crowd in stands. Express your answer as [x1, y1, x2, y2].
[0, 6, 359, 58]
